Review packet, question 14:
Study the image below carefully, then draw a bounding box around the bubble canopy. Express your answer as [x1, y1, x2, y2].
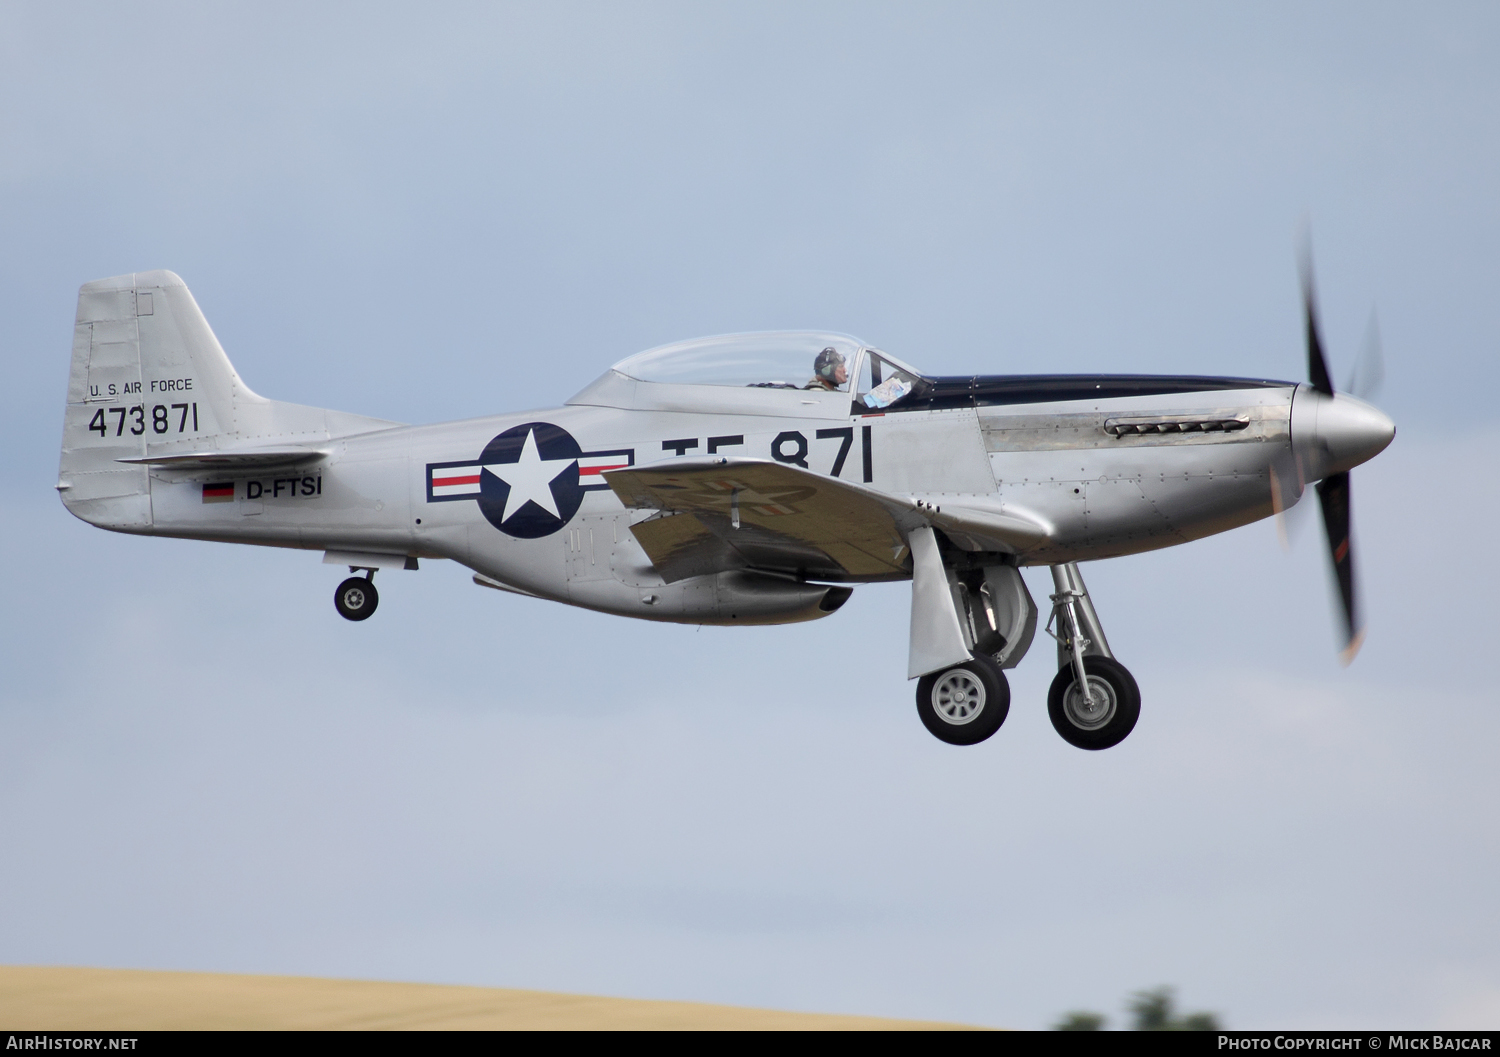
[611, 332, 868, 389]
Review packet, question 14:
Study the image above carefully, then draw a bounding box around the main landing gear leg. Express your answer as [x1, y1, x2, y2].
[1045, 562, 1139, 750]
[335, 568, 379, 621]
[906, 525, 1012, 745]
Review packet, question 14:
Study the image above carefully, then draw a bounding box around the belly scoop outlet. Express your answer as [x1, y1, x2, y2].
[470, 509, 850, 626]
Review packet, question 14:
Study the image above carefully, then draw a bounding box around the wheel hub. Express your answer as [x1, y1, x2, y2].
[1063, 675, 1116, 730]
[932, 669, 986, 725]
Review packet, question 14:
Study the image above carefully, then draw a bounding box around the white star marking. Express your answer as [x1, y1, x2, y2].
[483, 429, 575, 522]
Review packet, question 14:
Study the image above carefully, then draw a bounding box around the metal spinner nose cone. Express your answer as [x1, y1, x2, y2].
[1315, 393, 1395, 474]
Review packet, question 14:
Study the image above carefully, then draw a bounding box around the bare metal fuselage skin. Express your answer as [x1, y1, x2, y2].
[58, 271, 1384, 634]
[168, 387, 1291, 574]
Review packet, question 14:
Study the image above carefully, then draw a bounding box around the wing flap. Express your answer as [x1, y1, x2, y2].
[607, 457, 1051, 582]
[628, 513, 744, 582]
[607, 458, 913, 582]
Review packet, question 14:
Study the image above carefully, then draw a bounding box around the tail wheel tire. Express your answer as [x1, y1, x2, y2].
[335, 576, 379, 621]
[916, 652, 1010, 746]
[1047, 656, 1140, 750]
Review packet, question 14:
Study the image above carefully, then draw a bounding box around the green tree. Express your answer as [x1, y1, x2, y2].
[1127, 986, 1221, 1031]
[1053, 1011, 1106, 1030]
[1130, 986, 1174, 1030]
[1178, 1012, 1222, 1031]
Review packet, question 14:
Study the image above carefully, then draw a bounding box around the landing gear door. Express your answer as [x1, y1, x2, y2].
[962, 564, 1037, 670]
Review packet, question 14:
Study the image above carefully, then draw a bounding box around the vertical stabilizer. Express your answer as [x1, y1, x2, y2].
[58, 274, 162, 528]
[58, 270, 397, 531]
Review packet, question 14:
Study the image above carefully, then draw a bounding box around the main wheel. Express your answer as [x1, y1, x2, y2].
[1047, 656, 1140, 750]
[335, 576, 379, 621]
[916, 653, 1010, 746]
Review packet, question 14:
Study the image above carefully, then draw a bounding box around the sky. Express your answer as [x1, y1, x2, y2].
[2, 1, 1498, 1030]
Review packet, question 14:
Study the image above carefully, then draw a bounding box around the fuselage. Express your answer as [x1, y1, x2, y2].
[137, 370, 1307, 622]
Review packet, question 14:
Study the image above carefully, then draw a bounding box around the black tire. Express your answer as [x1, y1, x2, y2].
[915, 652, 1010, 746]
[1047, 656, 1140, 750]
[335, 576, 379, 621]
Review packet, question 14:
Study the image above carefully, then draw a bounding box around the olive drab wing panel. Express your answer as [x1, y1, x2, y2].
[605, 457, 913, 583]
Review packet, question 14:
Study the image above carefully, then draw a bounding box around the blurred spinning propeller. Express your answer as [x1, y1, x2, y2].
[1270, 242, 1395, 664]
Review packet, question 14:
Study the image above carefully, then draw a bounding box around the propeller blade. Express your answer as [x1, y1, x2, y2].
[1268, 447, 1307, 550]
[1273, 482, 1315, 552]
[1315, 470, 1364, 664]
[1345, 309, 1385, 402]
[1299, 245, 1336, 395]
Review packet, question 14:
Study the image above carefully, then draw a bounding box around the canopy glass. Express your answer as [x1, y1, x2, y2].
[612, 332, 869, 391]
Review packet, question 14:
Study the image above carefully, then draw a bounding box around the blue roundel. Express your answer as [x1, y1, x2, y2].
[476, 422, 583, 538]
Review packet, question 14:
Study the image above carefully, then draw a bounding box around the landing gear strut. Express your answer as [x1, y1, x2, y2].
[1044, 563, 1139, 749]
[335, 571, 379, 621]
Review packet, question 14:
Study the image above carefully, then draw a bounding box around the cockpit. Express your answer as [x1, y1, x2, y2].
[602, 331, 927, 411]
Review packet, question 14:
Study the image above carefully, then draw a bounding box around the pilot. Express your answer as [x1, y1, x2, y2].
[806, 347, 847, 391]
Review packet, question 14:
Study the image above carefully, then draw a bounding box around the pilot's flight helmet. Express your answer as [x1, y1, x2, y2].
[815, 346, 846, 381]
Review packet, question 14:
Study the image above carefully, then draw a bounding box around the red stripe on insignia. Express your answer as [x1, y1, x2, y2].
[433, 474, 481, 486]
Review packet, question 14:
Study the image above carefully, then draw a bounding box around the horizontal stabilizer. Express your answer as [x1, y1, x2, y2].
[117, 445, 328, 469]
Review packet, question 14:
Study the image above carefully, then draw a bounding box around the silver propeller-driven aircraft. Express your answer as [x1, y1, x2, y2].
[58, 269, 1394, 749]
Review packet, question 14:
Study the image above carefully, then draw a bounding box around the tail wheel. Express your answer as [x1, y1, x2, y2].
[1047, 656, 1140, 750]
[915, 652, 1010, 746]
[335, 576, 379, 621]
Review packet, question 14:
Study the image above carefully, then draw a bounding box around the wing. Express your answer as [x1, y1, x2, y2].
[605, 457, 1048, 583]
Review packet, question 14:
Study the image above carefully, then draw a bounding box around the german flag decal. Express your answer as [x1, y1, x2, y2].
[202, 482, 235, 503]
